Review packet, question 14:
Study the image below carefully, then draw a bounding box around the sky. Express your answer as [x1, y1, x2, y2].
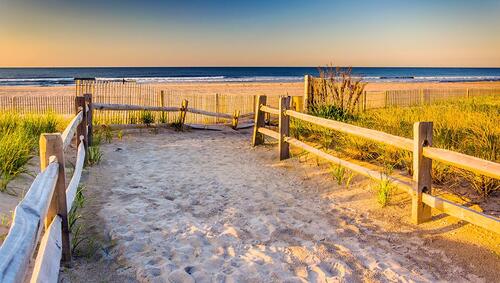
[1, 0, 500, 67]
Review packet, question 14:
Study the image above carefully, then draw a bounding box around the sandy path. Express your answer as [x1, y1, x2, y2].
[67, 129, 482, 282]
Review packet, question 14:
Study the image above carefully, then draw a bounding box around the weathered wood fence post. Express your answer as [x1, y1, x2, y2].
[363, 91, 367, 111]
[231, 110, 240, 130]
[160, 90, 165, 123]
[252, 95, 267, 146]
[179, 99, 189, 129]
[303, 75, 312, 111]
[39, 134, 72, 262]
[85, 93, 94, 146]
[215, 93, 220, 124]
[279, 96, 291, 160]
[75, 96, 88, 153]
[412, 122, 433, 224]
[292, 96, 303, 112]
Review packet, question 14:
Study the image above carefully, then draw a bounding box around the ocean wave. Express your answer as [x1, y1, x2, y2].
[96, 76, 303, 83]
[0, 77, 74, 86]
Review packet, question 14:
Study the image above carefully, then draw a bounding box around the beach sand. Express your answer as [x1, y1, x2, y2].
[59, 128, 499, 283]
[1, 81, 500, 98]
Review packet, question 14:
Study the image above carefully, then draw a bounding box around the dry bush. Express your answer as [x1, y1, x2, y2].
[310, 65, 367, 118]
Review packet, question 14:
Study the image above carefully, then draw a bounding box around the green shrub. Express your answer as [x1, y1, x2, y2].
[87, 146, 102, 166]
[309, 104, 357, 122]
[140, 111, 154, 126]
[376, 178, 393, 207]
[331, 164, 346, 185]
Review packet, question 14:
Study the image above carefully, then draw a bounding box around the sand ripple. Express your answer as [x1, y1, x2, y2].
[90, 130, 437, 282]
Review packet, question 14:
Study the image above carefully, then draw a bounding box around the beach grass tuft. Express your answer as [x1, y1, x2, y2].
[0, 111, 64, 193]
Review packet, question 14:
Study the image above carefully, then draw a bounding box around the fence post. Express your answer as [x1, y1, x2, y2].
[231, 110, 240, 130]
[466, 88, 470, 98]
[303, 75, 311, 112]
[363, 91, 367, 111]
[419, 89, 425, 105]
[412, 122, 433, 224]
[215, 93, 220, 124]
[39, 133, 72, 262]
[160, 90, 165, 123]
[85, 93, 94, 146]
[384, 91, 388, 108]
[292, 96, 303, 112]
[75, 96, 88, 154]
[252, 95, 267, 146]
[179, 99, 189, 129]
[279, 96, 291, 160]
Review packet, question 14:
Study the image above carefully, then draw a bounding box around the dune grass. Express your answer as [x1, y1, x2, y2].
[0, 111, 64, 193]
[292, 95, 500, 199]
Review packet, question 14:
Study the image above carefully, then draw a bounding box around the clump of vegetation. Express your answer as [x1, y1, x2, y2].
[331, 164, 346, 185]
[309, 65, 367, 120]
[117, 130, 124, 140]
[87, 128, 103, 167]
[102, 126, 113, 143]
[170, 116, 185, 131]
[86, 146, 102, 166]
[463, 172, 499, 198]
[159, 112, 168, 124]
[330, 163, 355, 188]
[68, 185, 97, 257]
[0, 111, 63, 193]
[140, 111, 155, 126]
[0, 130, 32, 193]
[93, 125, 113, 144]
[376, 177, 394, 207]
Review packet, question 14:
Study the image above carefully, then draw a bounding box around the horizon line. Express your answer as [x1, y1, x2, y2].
[1, 66, 500, 69]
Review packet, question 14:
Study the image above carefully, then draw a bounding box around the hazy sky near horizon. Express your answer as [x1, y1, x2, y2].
[1, 0, 500, 67]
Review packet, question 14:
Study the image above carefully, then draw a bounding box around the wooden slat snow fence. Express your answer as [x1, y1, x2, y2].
[253, 95, 500, 234]
[0, 96, 91, 282]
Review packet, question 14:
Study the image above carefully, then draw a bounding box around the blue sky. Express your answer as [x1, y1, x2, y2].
[1, 0, 499, 66]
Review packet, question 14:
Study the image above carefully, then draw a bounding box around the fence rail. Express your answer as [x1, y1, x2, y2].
[253, 95, 500, 234]
[0, 97, 91, 282]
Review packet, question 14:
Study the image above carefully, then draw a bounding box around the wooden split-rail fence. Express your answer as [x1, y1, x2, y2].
[1, 92, 499, 281]
[253, 95, 500, 234]
[0, 95, 92, 282]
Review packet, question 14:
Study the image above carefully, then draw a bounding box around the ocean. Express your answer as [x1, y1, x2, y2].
[1, 67, 500, 86]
